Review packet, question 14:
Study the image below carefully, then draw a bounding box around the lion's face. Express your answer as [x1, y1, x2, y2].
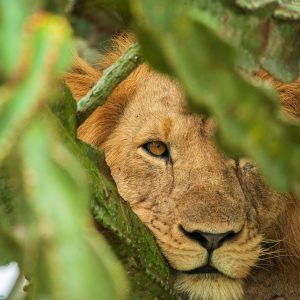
[102, 73, 286, 300]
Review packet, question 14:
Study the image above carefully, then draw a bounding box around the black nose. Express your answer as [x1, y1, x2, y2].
[179, 225, 237, 251]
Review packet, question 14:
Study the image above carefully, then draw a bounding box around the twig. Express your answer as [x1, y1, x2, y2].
[76, 42, 143, 126]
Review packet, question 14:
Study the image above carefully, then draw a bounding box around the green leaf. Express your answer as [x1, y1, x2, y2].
[191, 0, 300, 81]
[20, 117, 128, 300]
[51, 86, 78, 138]
[0, 13, 73, 163]
[0, 1, 30, 77]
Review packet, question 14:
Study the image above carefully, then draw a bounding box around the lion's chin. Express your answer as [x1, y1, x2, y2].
[174, 273, 243, 300]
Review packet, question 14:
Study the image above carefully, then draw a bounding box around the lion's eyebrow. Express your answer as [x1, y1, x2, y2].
[162, 117, 173, 140]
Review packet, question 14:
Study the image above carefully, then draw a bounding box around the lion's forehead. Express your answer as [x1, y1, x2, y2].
[124, 94, 215, 147]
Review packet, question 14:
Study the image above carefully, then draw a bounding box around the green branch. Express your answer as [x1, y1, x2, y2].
[76, 42, 143, 126]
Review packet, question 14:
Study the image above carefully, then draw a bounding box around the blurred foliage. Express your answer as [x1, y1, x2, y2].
[0, 2, 129, 300]
[191, 0, 300, 82]
[0, 1, 175, 299]
[1, 0, 300, 300]
[68, 0, 131, 63]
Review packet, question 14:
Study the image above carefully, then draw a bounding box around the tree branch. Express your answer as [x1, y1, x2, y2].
[76, 42, 143, 126]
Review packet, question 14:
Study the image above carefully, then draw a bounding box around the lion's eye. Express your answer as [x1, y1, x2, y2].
[143, 141, 168, 158]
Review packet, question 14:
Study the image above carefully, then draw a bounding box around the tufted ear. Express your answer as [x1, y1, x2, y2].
[64, 56, 101, 101]
[257, 70, 300, 120]
[64, 34, 150, 147]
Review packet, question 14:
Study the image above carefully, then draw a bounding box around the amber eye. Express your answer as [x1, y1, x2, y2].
[143, 141, 168, 158]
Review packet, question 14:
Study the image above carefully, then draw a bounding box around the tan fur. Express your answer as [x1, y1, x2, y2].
[257, 70, 300, 119]
[65, 34, 151, 146]
[64, 35, 300, 300]
[175, 274, 244, 300]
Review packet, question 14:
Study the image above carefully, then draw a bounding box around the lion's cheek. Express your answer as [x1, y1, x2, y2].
[107, 163, 147, 205]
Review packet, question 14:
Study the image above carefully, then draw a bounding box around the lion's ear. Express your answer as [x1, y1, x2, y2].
[63, 34, 149, 147]
[64, 55, 139, 147]
[64, 55, 128, 147]
[257, 70, 300, 119]
[64, 56, 101, 101]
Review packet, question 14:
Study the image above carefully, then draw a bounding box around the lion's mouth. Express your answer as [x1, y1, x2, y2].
[182, 264, 221, 275]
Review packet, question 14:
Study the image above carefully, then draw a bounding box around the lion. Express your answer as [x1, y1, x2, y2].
[65, 35, 300, 300]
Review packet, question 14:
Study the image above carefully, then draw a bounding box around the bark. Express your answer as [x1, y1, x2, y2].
[76, 42, 143, 125]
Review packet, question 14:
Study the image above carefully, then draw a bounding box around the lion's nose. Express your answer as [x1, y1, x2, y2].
[179, 225, 237, 252]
